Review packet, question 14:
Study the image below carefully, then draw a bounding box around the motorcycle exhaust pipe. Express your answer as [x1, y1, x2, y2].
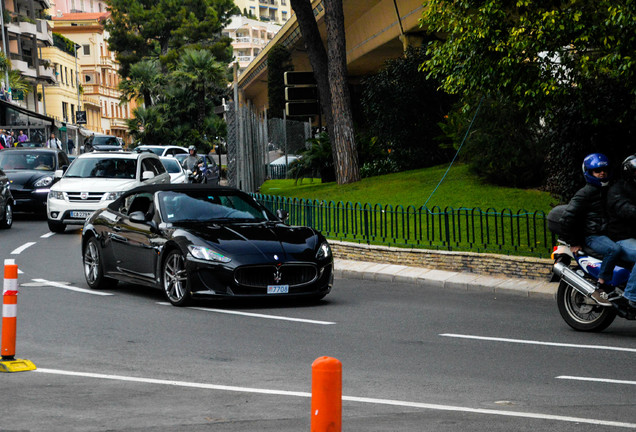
[553, 262, 596, 296]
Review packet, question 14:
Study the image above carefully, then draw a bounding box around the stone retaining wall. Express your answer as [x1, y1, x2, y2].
[330, 240, 553, 281]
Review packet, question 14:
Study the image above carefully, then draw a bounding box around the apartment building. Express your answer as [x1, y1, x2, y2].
[233, 0, 292, 25]
[52, 12, 133, 143]
[50, 0, 107, 14]
[224, 15, 281, 75]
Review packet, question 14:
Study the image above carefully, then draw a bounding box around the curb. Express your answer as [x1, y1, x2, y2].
[334, 259, 557, 300]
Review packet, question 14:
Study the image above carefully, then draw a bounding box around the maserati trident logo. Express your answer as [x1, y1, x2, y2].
[80, 192, 89, 200]
[273, 267, 282, 283]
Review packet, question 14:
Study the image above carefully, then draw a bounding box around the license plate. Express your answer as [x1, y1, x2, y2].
[267, 285, 289, 294]
[70, 211, 93, 219]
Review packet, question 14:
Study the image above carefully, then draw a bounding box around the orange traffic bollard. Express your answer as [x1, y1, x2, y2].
[311, 356, 342, 432]
[2, 264, 19, 360]
[0, 262, 35, 372]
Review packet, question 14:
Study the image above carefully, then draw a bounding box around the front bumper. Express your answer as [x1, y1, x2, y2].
[47, 197, 112, 225]
[185, 257, 334, 299]
[10, 188, 49, 212]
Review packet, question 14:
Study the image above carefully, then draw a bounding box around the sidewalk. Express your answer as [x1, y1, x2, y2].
[334, 259, 557, 299]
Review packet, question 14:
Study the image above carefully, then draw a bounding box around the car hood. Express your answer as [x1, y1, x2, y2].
[52, 177, 140, 192]
[5, 169, 54, 187]
[176, 222, 321, 263]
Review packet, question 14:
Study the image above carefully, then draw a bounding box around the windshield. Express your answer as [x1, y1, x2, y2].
[158, 191, 271, 223]
[139, 147, 163, 156]
[93, 136, 120, 146]
[161, 158, 182, 173]
[0, 151, 56, 171]
[64, 157, 137, 179]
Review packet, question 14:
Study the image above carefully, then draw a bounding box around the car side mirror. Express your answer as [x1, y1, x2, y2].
[276, 209, 289, 221]
[142, 170, 155, 181]
[54, 169, 64, 179]
[129, 211, 147, 223]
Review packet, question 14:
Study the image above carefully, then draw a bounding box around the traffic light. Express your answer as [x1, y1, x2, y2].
[284, 71, 320, 117]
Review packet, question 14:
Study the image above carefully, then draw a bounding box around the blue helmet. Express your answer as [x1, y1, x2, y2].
[582, 153, 610, 187]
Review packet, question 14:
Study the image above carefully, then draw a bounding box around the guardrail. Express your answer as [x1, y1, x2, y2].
[252, 193, 554, 257]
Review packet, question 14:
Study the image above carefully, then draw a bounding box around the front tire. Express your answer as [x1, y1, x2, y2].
[83, 237, 116, 290]
[162, 250, 191, 306]
[48, 219, 65, 233]
[557, 280, 616, 332]
[0, 202, 12, 229]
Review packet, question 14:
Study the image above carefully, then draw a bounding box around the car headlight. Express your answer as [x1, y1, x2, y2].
[103, 191, 124, 201]
[316, 241, 332, 260]
[49, 190, 64, 200]
[187, 245, 232, 263]
[34, 176, 54, 188]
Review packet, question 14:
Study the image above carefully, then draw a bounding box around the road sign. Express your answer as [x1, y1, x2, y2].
[286, 101, 321, 117]
[75, 110, 87, 124]
[284, 71, 316, 86]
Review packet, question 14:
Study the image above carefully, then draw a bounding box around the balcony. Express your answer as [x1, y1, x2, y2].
[10, 56, 37, 79]
[36, 19, 53, 46]
[38, 65, 55, 83]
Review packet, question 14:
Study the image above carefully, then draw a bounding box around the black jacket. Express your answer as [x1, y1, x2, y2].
[607, 179, 636, 241]
[559, 183, 609, 246]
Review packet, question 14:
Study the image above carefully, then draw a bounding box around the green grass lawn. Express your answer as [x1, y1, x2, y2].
[260, 163, 557, 214]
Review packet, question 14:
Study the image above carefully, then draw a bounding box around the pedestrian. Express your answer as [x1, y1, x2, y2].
[559, 153, 619, 306]
[8, 131, 15, 147]
[67, 138, 75, 155]
[17, 130, 28, 144]
[0, 130, 7, 149]
[46, 132, 62, 150]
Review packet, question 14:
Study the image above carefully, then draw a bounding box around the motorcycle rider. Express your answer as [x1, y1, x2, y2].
[607, 155, 636, 308]
[182, 145, 204, 175]
[559, 153, 619, 306]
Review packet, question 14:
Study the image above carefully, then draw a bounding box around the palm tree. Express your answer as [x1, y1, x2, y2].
[119, 59, 162, 107]
[171, 48, 227, 126]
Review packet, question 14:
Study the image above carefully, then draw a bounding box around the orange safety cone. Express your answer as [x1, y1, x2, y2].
[311, 356, 342, 432]
[0, 263, 35, 373]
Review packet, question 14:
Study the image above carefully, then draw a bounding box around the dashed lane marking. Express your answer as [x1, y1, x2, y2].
[157, 302, 336, 325]
[30, 279, 114, 296]
[11, 242, 36, 255]
[40, 232, 55, 238]
[557, 376, 636, 386]
[33, 368, 636, 428]
[440, 333, 636, 353]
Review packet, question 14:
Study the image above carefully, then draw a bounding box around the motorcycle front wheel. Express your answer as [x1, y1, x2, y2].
[556, 280, 616, 332]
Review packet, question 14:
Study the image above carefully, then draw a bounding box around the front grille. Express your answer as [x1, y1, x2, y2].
[235, 264, 317, 288]
[66, 192, 104, 202]
[10, 189, 30, 199]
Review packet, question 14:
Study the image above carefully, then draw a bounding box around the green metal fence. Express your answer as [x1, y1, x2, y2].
[253, 193, 555, 257]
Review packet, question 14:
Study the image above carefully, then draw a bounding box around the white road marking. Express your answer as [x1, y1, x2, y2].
[11, 242, 36, 255]
[157, 302, 336, 325]
[31, 279, 114, 296]
[557, 376, 636, 386]
[33, 368, 636, 428]
[440, 333, 636, 353]
[40, 232, 55, 238]
[3, 258, 23, 274]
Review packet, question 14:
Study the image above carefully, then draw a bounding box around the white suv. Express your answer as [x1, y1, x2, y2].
[47, 151, 170, 232]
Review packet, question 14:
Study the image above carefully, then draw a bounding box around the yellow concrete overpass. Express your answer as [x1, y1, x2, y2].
[236, 0, 428, 113]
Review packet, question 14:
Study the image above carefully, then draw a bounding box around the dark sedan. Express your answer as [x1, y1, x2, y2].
[0, 148, 71, 213]
[81, 184, 333, 305]
[0, 168, 13, 228]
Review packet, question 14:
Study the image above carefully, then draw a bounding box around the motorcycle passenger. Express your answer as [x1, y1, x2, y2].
[182, 145, 204, 173]
[559, 153, 619, 306]
[607, 155, 636, 308]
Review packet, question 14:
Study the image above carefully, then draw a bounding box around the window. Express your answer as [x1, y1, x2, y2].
[83, 44, 90, 55]
[62, 102, 68, 121]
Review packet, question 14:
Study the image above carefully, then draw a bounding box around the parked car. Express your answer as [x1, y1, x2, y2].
[0, 168, 13, 229]
[159, 156, 187, 183]
[81, 184, 334, 305]
[136, 145, 189, 157]
[82, 134, 123, 153]
[47, 151, 170, 232]
[173, 153, 220, 184]
[0, 148, 71, 213]
[16, 141, 44, 148]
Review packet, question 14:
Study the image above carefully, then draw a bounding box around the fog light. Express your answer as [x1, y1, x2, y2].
[51, 212, 59, 218]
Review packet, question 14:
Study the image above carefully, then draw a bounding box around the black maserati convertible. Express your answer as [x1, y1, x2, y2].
[81, 184, 333, 305]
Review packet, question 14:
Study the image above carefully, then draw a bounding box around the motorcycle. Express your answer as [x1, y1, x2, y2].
[549, 205, 636, 332]
[187, 163, 208, 184]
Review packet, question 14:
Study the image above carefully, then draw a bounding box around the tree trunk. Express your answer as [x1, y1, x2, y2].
[323, 0, 359, 183]
[289, 0, 359, 184]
